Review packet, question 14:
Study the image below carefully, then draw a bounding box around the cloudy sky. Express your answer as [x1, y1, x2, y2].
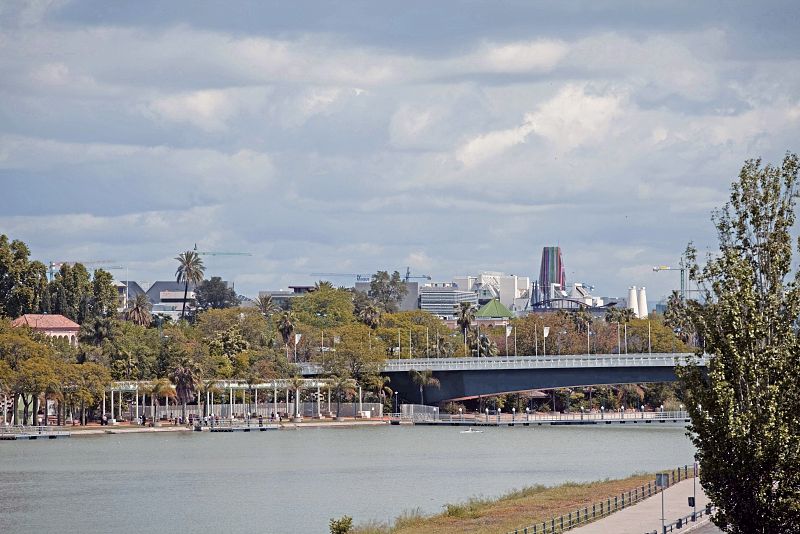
[1, 1, 799, 300]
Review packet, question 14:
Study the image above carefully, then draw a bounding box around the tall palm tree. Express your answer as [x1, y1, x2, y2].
[149, 378, 176, 422]
[175, 250, 205, 320]
[170, 358, 201, 422]
[456, 302, 476, 335]
[277, 310, 295, 360]
[314, 280, 334, 290]
[125, 293, 152, 327]
[357, 302, 382, 329]
[328, 373, 357, 419]
[255, 294, 279, 317]
[409, 369, 440, 405]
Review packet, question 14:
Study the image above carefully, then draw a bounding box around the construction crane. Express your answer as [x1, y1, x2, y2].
[192, 244, 252, 257]
[310, 273, 372, 282]
[653, 258, 687, 300]
[404, 267, 431, 282]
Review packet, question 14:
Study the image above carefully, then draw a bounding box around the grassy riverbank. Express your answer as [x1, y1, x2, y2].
[352, 472, 656, 534]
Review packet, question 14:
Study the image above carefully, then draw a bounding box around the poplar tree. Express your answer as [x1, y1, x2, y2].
[678, 153, 800, 533]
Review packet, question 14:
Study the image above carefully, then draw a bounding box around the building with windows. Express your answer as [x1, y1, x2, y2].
[419, 284, 478, 319]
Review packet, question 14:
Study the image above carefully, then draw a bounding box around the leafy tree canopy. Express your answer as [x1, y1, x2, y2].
[292, 285, 355, 328]
[196, 276, 239, 310]
[678, 153, 800, 533]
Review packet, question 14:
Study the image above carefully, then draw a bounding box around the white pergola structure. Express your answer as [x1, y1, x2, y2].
[106, 378, 332, 422]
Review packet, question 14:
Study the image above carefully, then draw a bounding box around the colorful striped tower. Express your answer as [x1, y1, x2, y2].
[538, 246, 566, 302]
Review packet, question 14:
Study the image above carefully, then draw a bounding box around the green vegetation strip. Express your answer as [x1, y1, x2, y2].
[352, 471, 685, 534]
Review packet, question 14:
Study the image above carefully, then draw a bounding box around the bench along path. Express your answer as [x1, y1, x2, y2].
[570, 478, 719, 534]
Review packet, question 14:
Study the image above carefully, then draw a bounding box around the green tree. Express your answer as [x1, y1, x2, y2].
[68, 362, 111, 425]
[0, 235, 49, 317]
[195, 276, 239, 310]
[125, 293, 152, 327]
[292, 285, 355, 328]
[49, 263, 92, 323]
[174, 250, 205, 320]
[409, 368, 440, 405]
[91, 269, 119, 318]
[368, 270, 407, 313]
[678, 153, 800, 533]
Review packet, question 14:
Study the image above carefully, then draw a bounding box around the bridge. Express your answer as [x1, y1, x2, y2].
[300, 353, 707, 404]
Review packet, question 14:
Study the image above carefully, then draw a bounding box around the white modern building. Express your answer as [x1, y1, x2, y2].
[453, 272, 531, 313]
[419, 284, 478, 319]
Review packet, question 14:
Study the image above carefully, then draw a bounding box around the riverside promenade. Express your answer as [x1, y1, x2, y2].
[571, 478, 719, 534]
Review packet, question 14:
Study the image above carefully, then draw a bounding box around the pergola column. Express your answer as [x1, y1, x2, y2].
[317, 385, 321, 418]
[273, 385, 277, 418]
[135, 387, 139, 423]
[110, 390, 115, 422]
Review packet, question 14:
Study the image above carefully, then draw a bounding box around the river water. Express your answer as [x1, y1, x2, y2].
[0, 425, 694, 533]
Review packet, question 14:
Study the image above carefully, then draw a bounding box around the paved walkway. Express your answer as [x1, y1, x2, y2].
[572, 478, 715, 534]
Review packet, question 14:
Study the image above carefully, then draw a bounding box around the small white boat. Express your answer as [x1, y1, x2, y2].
[460, 427, 483, 434]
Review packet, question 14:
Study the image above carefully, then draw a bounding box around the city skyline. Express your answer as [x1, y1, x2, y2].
[1, 1, 799, 298]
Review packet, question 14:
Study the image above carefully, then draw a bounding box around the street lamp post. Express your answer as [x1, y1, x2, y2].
[485, 408, 489, 423]
[601, 405, 605, 420]
[526, 407, 530, 422]
[512, 407, 515, 424]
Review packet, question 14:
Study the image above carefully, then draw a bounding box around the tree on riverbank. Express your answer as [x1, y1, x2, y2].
[678, 153, 800, 533]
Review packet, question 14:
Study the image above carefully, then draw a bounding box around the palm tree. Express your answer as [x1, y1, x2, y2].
[175, 250, 205, 320]
[255, 294, 279, 317]
[409, 369, 440, 405]
[170, 358, 201, 423]
[456, 302, 476, 337]
[357, 302, 382, 329]
[315, 280, 334, 290]
[277, 310, 295, 360]
[328, 373, 357, 419]
[125, 293, 152, 327]
[478, 334, 499, 357]
[364, 374, 392, 406]
[149, 378, 176, 423]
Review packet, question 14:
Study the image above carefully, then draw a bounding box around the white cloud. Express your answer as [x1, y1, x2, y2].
[146, 87, 269, 132]
[455, 84, 624, 168]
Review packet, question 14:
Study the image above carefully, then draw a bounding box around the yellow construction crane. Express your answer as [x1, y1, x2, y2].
[653, 258, 687, 300]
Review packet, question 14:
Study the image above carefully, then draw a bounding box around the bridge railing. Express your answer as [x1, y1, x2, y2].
[380, 353, 705, 373]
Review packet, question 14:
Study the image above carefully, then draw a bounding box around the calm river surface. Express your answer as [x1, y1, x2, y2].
[0, 425, 694, 533]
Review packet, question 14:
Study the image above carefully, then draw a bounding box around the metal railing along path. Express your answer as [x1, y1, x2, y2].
[411, 410, 689, 424]
[644, 504, 716, 534]
[508, 466, 697, 534]
[0, 425, 70, 440]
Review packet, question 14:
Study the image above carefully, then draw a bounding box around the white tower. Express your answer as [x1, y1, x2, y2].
[627, 286, 639, 318]
[637, 287, 648, 319]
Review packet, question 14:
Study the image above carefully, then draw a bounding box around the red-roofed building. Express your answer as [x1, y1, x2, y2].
[11, 314, 80, 345]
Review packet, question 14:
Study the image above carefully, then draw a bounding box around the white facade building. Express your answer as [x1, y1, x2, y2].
[453, 272, 531, 313]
